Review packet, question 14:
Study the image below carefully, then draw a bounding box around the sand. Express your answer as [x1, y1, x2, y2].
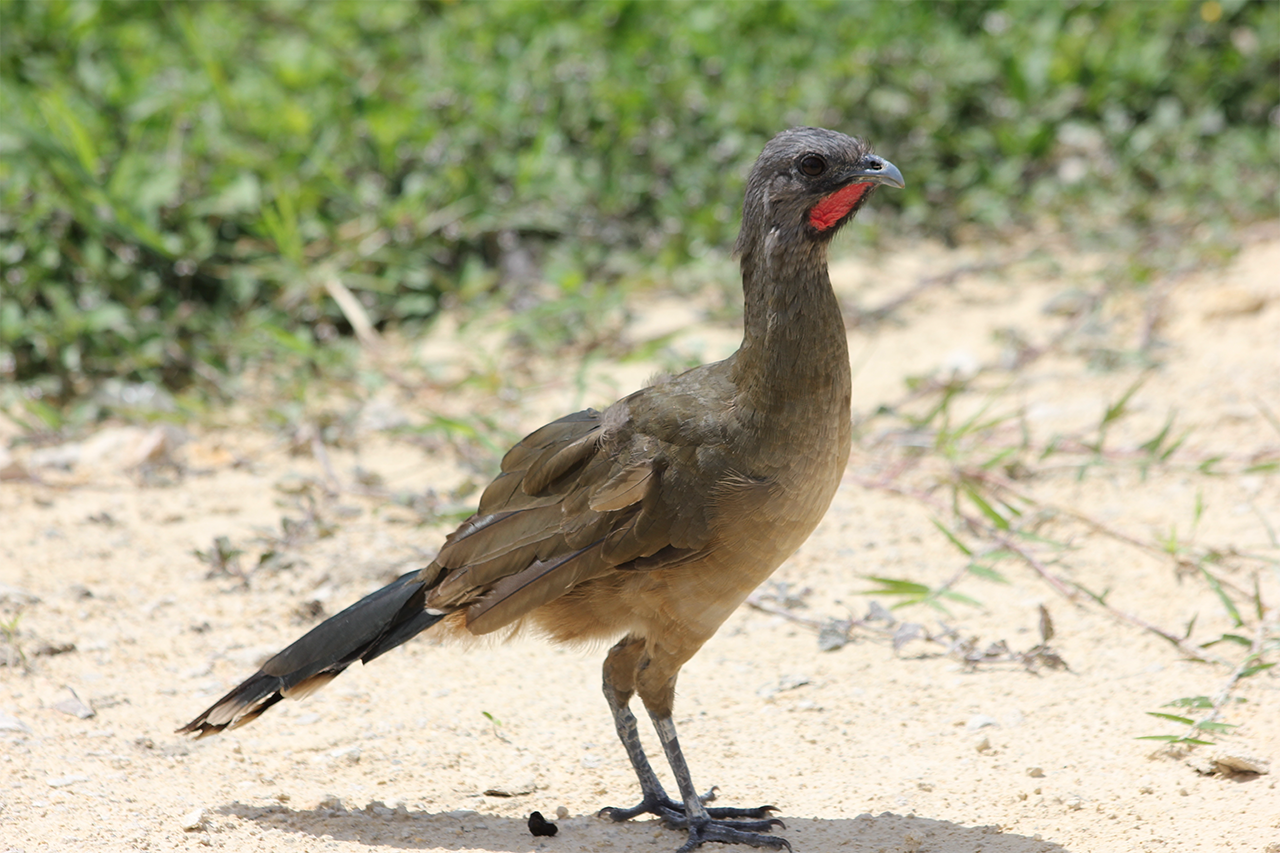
[2, 229, 1277, 853]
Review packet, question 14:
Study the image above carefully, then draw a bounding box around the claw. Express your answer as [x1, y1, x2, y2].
[602, 792, 788, 850]
[675, 817, 792, 852]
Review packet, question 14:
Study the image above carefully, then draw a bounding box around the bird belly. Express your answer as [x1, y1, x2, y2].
[527, 463, 840, 653]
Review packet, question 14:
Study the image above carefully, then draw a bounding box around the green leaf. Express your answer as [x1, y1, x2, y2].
[1145, 712, 1194, 725]
[861, 577, 931, 597]
[962, 483, 1011, 532]
[939, 590, 984, 608]
[1240, 662, 1276, 679]
[967, 563, 1010, 584]
[1135, 735, 1216, 746]
[929, 517, 973, 557]
[1194, 721, 1238, 733]
[1101, 377, 1145, 430]
[1199, 566, 1244, 627]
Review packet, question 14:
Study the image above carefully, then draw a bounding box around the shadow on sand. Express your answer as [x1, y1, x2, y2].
[218, 800, 1073, 852]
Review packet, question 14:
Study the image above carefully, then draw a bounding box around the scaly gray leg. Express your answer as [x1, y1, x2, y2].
[649, 712, 789, 852]
[597, 637, 773, 834]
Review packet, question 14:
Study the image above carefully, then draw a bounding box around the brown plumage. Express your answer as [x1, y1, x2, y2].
[180, 127, 903, 852]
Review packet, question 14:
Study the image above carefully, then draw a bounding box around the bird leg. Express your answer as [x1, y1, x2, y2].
[598, 637, 786, 850]
[648, 712, 789, 852]
[598, 636, 687, 823]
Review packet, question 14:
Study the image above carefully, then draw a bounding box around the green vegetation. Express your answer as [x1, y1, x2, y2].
[2, 0, 1277, 400]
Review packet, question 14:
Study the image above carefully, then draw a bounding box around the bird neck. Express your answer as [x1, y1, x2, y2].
[730, 242, 851, 422]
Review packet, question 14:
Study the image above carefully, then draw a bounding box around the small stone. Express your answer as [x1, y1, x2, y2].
[53, 691, 95, 719]
[0, 583, 40, 606]
[1026, 767, 1045, 778]
[966, 714, 999, 731]
[1209, 747, 1270, 775]
[484, 778, 536, 797]
[325, 745, 360, 764]
[974, 736, 991, 753]
[1201, 286, 1267, 319]
[1185, 753, 1216, 775]
[555, 805, 569, 819]
[865, 600, 896, 625]
[318, 794, 344, 811]
[1042, 288, 1092, 317]
[891, 622, 923, 652]
[180, 808, 206, 831]
[0, 710, 32, 733]
[758, 673, 811, 698]
[47, 775, 89, 788]
[817, 619, 850, 652]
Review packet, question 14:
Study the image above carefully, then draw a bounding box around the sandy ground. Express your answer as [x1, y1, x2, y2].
[2, 229, 1278, 853]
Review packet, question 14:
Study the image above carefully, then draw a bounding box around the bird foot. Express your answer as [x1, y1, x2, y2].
[600, 787, 783, 836]
[676, 817, 792, 852]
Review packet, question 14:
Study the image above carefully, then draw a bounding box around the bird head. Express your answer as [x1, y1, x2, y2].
[734, 127, 904, 261]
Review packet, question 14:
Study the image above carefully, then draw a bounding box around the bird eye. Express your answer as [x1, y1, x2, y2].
[799, 155, 826, 177]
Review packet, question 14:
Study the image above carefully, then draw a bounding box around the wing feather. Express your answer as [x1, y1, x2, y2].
[423, 377, 735, 634]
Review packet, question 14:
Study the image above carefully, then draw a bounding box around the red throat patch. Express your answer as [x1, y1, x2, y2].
[807, 182, 872, 231]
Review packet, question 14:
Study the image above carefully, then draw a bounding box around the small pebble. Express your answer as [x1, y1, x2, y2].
[1209, 748, 1271, 775]
[966, 714, 999, 731]
[484, 778, 536, 797]
[180, 808, 206, 831]
[555, 805, 569, 819]
[0, 710, 32, 733]
[1026, 767, 1044, 778]
[0, 583, 41, 606]
[47, 775, 89, 788]
[318, 794, 344, 812]
[53, 691, 95, 720]
[325, 745, 360, 764]
[1201, 286, 1267, 319]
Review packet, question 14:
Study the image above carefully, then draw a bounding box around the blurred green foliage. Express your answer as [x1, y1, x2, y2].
[1, 0, 1276, 400]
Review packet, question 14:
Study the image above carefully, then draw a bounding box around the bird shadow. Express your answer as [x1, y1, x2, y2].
[216, 801, 1074, 852]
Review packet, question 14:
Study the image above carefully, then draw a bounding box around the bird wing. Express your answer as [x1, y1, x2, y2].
[425, 371, 739, 635]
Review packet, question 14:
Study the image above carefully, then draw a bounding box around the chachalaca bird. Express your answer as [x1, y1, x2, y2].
[180, 127, 903, 852]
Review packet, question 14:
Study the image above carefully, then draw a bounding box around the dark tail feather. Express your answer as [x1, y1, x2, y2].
[178, 569, 445, 738]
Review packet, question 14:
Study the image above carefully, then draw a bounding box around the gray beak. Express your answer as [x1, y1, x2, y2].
[847, 156, 905, 189]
